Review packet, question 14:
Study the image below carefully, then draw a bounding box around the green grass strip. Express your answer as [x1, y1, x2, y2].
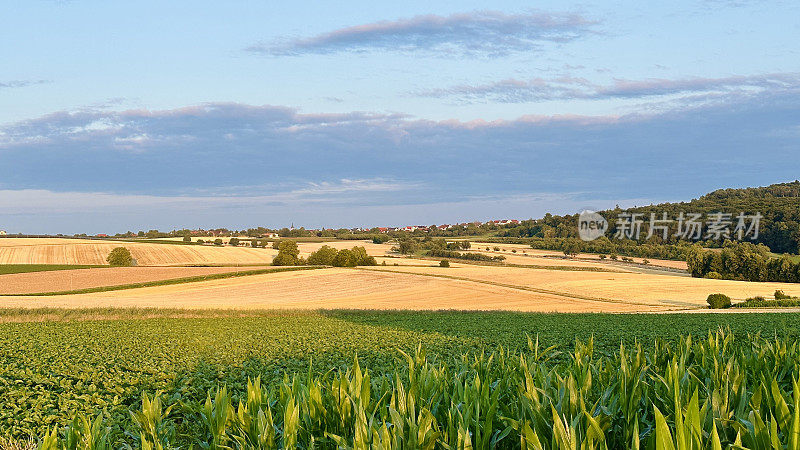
[0, 264, 105, 275]
[0, 266, 323, 296]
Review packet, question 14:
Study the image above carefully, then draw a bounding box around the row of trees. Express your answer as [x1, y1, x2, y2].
[272, 242, 377, 267]
[515, 237, 693, 261]
[686, 242, 800, 282]
[392, 238, 472, 255]
[426, 249, 505, 262]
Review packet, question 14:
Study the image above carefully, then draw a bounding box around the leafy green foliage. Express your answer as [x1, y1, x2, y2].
[439, 259, 450, 267]
[307, 245, 377, 266]
[105, 247, 133, 266]
[687, 241, 800, 282]
[25, 330, 800, 449]
[427, 249, 505, 262]
[272, 241, 302, 266]
[706, 293, 732, 309]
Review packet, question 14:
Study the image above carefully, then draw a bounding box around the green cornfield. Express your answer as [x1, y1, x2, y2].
[1, 311, 799, 448]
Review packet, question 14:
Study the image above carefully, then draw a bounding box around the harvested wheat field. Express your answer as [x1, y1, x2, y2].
[359, 264, 800, 307]
[0, 238, 277, 266]
[0, 266, 271, 294]
[0, 267, 666, 312]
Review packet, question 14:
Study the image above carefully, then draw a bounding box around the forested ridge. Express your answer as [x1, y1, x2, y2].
[499, 180, 800, 255]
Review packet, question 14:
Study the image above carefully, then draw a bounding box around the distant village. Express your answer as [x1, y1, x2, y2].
[0, 219, 525, 239]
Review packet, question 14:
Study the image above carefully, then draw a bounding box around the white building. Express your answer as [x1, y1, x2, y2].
[0, 230, 6, 235]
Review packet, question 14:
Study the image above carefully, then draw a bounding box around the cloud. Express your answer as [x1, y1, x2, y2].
[0, 80, 50, 89]
[1, 89, 799, 233]
[416, 73, 800, 103]
[246, 11, 597, 57]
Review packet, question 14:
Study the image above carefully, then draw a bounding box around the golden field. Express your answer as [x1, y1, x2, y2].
[0, 266, 660, 312]
[1, 238, 796, 313]
[0, 238, 277, 265]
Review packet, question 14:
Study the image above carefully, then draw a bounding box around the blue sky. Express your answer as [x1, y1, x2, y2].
[1, 0, 799, 233]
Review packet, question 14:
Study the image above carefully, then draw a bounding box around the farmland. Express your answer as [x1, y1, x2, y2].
[1, 310, 799, 445]
[1, 237, 800, 447]
[0, 265, 271, 294]
[0, 238, 277, 266]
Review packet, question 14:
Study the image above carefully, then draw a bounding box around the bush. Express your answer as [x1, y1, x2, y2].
[106, 247, 133, 266]
[307, 245, 337, 266]
[372, 235, 390, 244]
[439, 260, 450, 268]
[197, 239, 205, 244]
[706, 293, 732, 309]
[214, 239, 223, 246]
[775, 290, 790, 300]
[642, 259, 650, 265]
[229, 238, 240, 246]
[183, 236, 191, 243]
[704, 271, 723, 279]
[599, 254, 607, 260]
[333, 249, 357, 267]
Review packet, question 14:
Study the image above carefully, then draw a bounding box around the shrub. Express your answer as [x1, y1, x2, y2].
[333, 249, 357, 267]
[642, 259, 650, 265]
[775, 290, 790, 300]
[706, 293, 731, 309]
[307, 245, 337, 266]
[197, 239, 205, 244]
[183, 236, 191, 243]
[106, 247, 133, 266]
[214, 239, 223, 246]
[609, 254, 618, 260]
[229, 238, 240, 247]
[599, 254, 607, 260]
[493, 247, 500, 251]
[396, 238, 420, 255]
[705, 271, 723, 279]
[372, 235, 390, 244]
[439, 260, 450, 268]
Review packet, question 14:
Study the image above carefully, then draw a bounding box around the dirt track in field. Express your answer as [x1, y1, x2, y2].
[0, 266, 271, 294]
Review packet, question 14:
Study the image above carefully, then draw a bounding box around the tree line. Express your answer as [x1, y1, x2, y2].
[686, 241, 800, 282]
[272, 241, 377, 267]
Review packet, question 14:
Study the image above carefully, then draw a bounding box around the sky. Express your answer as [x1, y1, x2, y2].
[1, 0, 799, 234]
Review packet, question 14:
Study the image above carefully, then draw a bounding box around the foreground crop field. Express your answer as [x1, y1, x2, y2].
[1, 310, 799, 445]
[0, 238, 277, 266]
